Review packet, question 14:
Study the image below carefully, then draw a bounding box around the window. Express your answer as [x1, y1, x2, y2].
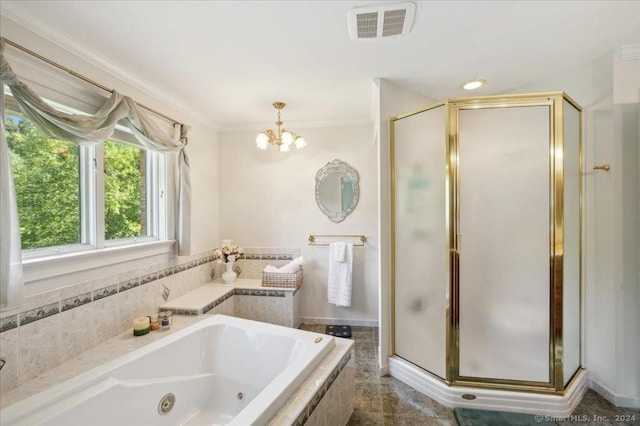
[5, 101, 170, 261]
[104, 140, 146, 240]
[6, 115, 81, 249]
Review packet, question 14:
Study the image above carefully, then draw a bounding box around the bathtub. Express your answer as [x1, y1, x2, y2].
[2, 315, 335, 425]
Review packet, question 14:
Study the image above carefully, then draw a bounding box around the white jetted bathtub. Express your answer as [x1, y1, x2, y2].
[2, 315, 335, 425]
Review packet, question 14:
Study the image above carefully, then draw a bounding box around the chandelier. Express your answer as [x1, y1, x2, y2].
[256, 102, 306, 152]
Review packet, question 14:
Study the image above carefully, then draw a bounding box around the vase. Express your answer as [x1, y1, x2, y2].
[222, 261, 237, 284]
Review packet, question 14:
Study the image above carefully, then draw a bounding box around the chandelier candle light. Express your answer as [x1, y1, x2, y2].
[256, 102, 306, 152]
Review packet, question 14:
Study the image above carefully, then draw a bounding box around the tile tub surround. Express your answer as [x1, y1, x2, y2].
[0, 249, 217, 394]
[268, 339, 355, 426]
[233, 281, 302, 328]
[0, 314, 355, 426]
[160, 279, 302, 328]
[0, 314, 206, 410]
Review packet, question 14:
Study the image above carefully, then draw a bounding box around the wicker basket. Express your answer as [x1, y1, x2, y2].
[262, 268, 303, 288]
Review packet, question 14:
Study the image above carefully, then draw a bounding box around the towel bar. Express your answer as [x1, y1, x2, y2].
[308, 234, 367, 246]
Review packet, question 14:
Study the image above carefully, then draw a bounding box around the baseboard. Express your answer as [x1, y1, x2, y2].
[379, 363, 389, 377]
[388, 357, 588, 417]
[589, 377, 640, 409]
[299, 317, 379, 327]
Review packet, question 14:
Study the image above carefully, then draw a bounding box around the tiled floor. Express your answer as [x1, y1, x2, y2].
[300, 324, 454, 425]
[300, 324, 640, 426]
[564, 390, 640, 426]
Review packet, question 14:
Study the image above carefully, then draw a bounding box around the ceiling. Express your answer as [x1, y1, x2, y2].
[1, 1, 639, 129]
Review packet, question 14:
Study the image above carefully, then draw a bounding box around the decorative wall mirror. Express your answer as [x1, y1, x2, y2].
[315, 159, 360, 223]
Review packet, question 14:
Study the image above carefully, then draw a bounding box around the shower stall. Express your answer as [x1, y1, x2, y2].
[390, 93, 584, 412]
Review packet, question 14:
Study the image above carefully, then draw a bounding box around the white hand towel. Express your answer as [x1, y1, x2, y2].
[327, 243, 353, 307]
[263, 265, 281, 273]
[331, 242, 346, 262]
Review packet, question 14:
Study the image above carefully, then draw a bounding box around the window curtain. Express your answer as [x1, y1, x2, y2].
[0, 69, 24, 310]
[0, 41, 191, 309]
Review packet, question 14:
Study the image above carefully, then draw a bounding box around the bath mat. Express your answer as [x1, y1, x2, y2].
[453, 408, 555, 426]
[325, 325, 351, 338]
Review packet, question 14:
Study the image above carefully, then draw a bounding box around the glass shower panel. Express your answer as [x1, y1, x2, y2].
[563, 100, 581, 385]
[458, 106, 550, 382]
[393, 106, 447, 378]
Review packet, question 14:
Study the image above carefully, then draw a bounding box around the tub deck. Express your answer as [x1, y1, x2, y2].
[1, 315, 354, 425]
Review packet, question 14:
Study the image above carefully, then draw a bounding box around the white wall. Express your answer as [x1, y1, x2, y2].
[585, 103, 640, 407]
[187, 123, 220, 254]
[218, 123, 379, 324]
[614, 52, 640, 104]
[376, 79, 434, 372]
[617, 104, 640, 404]
[584, 103, 640, 408]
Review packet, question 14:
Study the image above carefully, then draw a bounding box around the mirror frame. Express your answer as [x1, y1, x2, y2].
[315, 159, 360, 223]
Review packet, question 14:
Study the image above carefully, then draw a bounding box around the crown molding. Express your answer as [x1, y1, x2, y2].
[219, 117, 373, 133]
[615, 45, 640, 61]
[1, 5, 216, 129]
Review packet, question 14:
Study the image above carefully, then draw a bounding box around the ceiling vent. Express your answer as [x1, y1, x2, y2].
[348, 2, 416, 40]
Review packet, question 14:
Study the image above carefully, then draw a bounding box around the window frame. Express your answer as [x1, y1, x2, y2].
[4, 94, 175, 282]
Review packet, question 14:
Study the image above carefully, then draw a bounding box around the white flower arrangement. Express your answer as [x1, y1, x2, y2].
[214, 240, 244, 264]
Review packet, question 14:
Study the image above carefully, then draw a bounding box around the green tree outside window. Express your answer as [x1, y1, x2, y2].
[6, 115, 146, 250]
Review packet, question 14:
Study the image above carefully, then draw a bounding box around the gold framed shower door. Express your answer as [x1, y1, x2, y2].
[390, 92, 583, 394]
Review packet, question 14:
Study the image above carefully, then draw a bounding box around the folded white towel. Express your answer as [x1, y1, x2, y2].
[278, 256, 304, 273]
[263, 256, 304, 273]
[332, 242, 346, 262]
[327, 243, 353, 307]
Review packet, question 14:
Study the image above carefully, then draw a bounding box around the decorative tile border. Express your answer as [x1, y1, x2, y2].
[0, 253, 216, 334]
[118, 278, 139, 292]
[93, 284, 118, 301]
[140, 272, 157, 285]
[162, 287, 286, 317]
[202, 291, 234, 314]
[293, 350, 353, 425]
[158, 267, 174, 279]
[61, 292, 92, 312]
[239, 248, 300, 261]
[0, 314, 18, 333]
[167, 309, 199, 316]
[234, 289, 286, 298]
[20, 302, 60, 326]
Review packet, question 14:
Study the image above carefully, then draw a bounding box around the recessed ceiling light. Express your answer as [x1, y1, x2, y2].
[461, 79, 486, 90]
